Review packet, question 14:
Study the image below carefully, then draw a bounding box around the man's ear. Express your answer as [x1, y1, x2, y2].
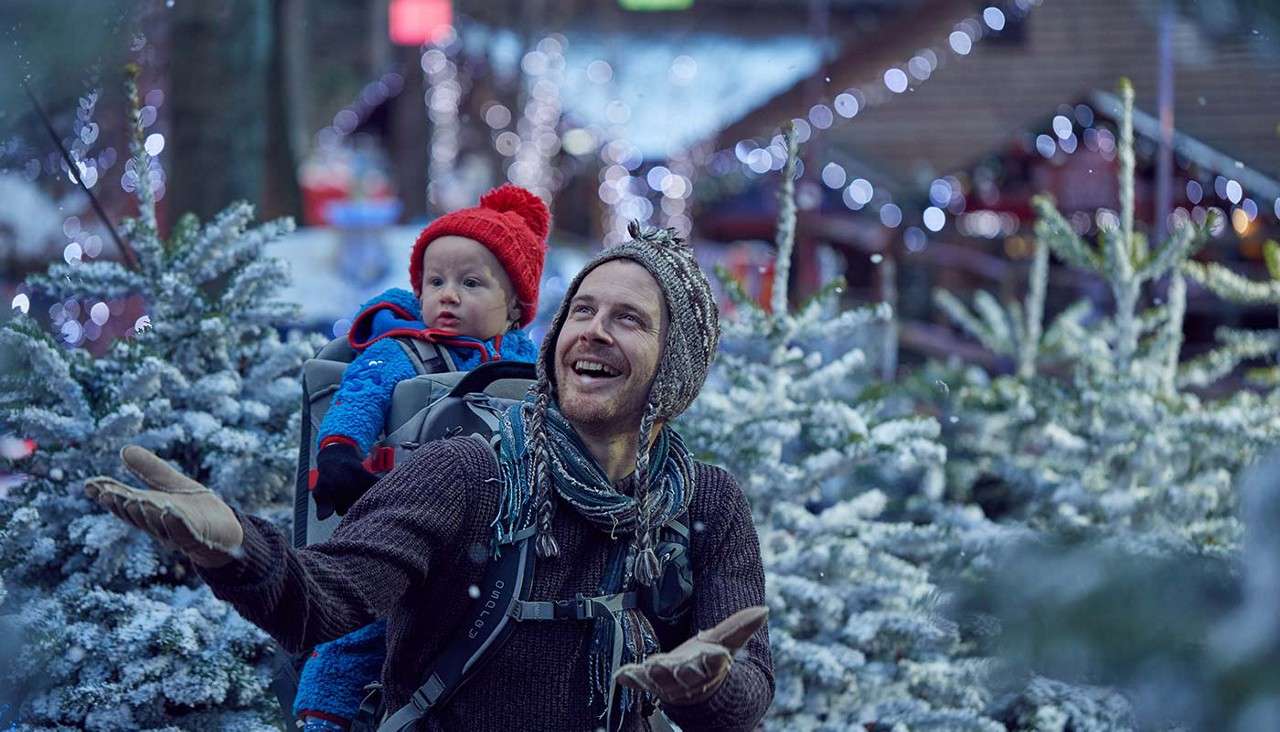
[509, 302, 523, 327]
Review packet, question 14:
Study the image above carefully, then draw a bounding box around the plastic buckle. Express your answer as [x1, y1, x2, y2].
[411, 675, 444, 713]
[364, 446, 395, 474]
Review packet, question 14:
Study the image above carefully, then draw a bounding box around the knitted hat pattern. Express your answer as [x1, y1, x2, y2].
[525, 221, 721, 583]
[409, 184, 550, 327]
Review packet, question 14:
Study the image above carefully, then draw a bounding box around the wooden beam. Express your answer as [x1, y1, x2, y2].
[899, 320, 1006, 371]
[712, 0, 969, 148]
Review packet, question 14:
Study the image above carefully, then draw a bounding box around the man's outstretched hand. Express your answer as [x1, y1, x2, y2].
[84, 446, 244, 568]
[614, 605, 769, 707]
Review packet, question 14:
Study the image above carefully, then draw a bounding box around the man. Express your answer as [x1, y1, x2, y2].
[86, 223, 773, 731]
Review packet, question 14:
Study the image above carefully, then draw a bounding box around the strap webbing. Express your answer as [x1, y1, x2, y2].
[511, 592, 637, 621]
[398, 338, 451, 375]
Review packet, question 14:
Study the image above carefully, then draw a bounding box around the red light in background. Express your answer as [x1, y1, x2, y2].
[0, 436, 35, 460]
[389, 0, 453, 46]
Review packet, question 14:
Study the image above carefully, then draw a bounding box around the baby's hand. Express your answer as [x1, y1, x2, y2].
[312, 443, 380, 519]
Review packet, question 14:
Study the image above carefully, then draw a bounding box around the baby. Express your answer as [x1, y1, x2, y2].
[310, 183, 549, 516]
[297, 184, 550, 730]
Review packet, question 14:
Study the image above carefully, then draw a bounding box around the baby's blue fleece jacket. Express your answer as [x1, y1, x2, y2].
[297, 287, 536, 722]
[315, 287, 537, 455]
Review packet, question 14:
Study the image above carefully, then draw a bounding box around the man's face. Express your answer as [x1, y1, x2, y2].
[553, 260, 666, 435]
[419, 235, 519, 339]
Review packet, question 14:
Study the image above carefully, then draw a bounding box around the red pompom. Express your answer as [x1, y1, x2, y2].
[480, 184, 550, 242]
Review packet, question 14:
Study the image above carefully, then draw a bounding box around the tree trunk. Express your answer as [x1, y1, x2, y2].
[167, 0, 269, 221]
[262, 0, 303, 222]
[389, 43, 429, 222]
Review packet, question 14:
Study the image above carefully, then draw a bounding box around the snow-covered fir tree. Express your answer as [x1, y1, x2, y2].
[0, 68, 319, 730]
[683, 124, 1028, 731]
[682, 124, 944, 516]
[933, 79, 1280, 554]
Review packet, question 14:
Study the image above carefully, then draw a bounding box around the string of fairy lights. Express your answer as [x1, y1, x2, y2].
[421, 31, 464, 214]
[700, 1, 1047, 249]
[9, 84, 164, 344]
[312, 2, 1054, 249]
[505, 35, 568, 203]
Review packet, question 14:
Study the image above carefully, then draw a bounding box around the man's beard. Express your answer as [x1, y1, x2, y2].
[558, 382, 650, 437]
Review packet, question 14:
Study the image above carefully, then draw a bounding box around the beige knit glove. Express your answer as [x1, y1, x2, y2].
[613, 605, 768, 706]
[84, 446, 244, 568]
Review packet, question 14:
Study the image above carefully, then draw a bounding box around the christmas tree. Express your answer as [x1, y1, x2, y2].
[933, 79, 1280, 554]
[0, 68, 318, 730]
[959, 452, 1280, 731]
[683, 124, 1021, 730]
[682, 124, 944, 517]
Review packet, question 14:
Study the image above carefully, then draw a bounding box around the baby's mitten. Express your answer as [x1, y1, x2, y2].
[312, 443, 380, 519]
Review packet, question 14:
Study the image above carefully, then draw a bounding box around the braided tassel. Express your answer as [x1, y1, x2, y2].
[536, 497, 560, 558]
[633, 402, 662, 586]
[635, 545, 661, 586]
[519, 384, 560, 559]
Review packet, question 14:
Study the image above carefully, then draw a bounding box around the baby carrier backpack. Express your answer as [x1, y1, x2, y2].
[271, 334, 537, 727]
[292, 334, 535, 547]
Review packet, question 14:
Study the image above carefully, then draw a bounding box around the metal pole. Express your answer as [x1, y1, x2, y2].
[1154, 0, 1175, 246]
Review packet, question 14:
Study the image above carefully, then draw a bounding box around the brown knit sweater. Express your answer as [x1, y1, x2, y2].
[198, 436, 773, 731]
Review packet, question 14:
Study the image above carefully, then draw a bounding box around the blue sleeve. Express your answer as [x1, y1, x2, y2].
[317, 339, 419, 455]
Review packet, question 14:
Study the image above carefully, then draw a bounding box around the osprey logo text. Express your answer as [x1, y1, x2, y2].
[467, 579, 506, 639]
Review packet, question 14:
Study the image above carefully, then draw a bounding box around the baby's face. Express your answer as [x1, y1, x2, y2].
[418, 235, 519, 339]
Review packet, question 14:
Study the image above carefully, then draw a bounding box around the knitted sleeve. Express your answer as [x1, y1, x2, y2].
[316, 337, 419, 455]
[194, 440, 473, 653]
[661, 464, 775, 731]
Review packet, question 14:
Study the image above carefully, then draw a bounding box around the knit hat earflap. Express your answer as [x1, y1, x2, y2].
[409, 184, 550, 327]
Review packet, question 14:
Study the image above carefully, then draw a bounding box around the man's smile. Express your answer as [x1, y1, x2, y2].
[571, 359, 621, 378]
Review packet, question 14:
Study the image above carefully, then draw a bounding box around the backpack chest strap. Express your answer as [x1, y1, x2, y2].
[510, 591, 638, 622]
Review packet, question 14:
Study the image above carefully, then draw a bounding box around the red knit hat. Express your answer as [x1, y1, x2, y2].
[409, 184, 550, 327]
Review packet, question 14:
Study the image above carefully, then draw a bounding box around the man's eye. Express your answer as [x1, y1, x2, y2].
[464, 278, 481, 288]
[428, 277, 444, 287]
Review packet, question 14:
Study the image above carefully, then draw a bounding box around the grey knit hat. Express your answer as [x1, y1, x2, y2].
[536, 221, 720, 422]
[525, 222, 720, 578]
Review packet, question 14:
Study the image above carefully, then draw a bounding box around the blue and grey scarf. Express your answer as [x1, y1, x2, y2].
[492, 398, 695, 725]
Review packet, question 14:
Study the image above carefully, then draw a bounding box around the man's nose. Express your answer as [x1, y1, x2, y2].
[440, 286, 461, 304]
[580, 313, 613, 343]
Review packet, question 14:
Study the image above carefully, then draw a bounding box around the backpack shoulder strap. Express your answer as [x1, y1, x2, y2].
[390, 337, 454, 375]
[664, 517, 689, 541]
[377, 437, 535, 732]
